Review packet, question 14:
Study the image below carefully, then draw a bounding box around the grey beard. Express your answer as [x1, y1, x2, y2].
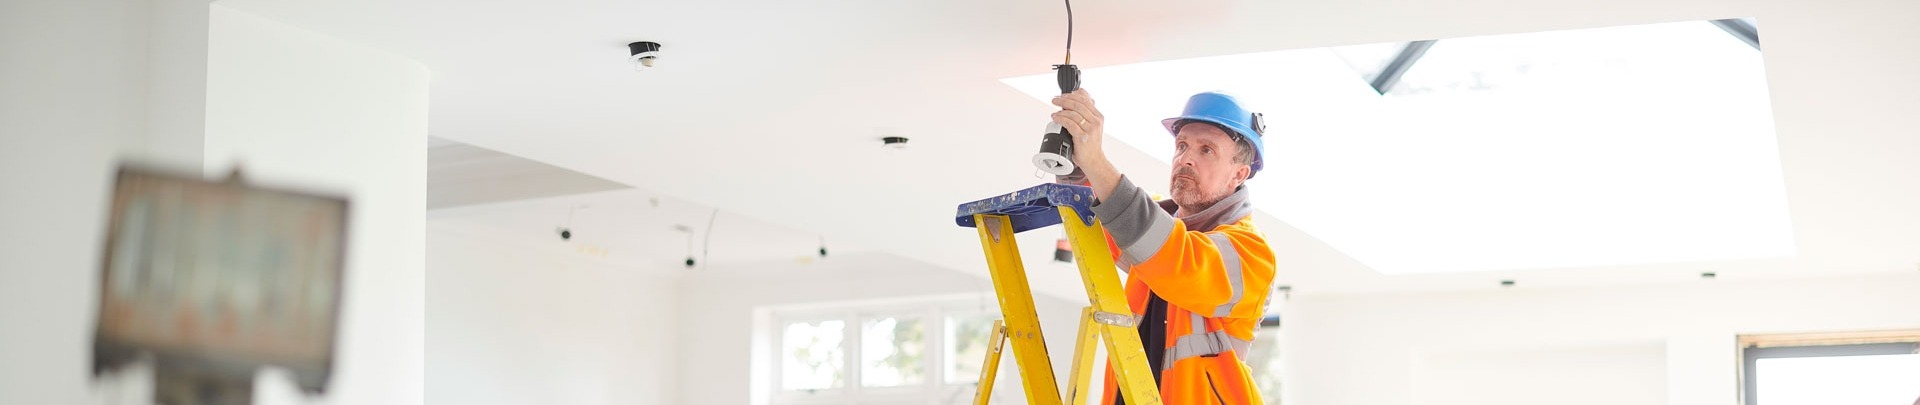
[1176, 194, 1224, 215]
[1170, 183, 1226, 215]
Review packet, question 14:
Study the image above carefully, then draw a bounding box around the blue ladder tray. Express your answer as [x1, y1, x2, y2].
[954, 183, 1097, 233]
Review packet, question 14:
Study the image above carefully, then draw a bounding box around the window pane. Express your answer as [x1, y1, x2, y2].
[1245, 325, 1284, 405]
[861, 316, 928, 387]
[945, 313, 998, 384]
[781, 320, 846, 391]
[1329, 41, 1411, 83]
[1756, 353, 1920, 405]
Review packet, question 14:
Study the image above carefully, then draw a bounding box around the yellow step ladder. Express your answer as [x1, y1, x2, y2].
[954, 183, 1162, 405]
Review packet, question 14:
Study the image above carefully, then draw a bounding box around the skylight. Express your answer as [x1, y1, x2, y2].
[1002, 20, 1794, 274]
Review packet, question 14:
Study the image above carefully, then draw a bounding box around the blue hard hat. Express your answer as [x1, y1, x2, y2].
[1161, 92, 1267, 176]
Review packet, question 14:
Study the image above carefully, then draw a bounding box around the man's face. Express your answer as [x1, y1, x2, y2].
[1169, 123, 1252, 212]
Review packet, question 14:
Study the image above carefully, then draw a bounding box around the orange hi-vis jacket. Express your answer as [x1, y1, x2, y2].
[1093, 176, 1276, 405]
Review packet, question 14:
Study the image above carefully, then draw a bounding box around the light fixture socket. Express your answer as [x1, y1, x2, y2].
[628, 41, 662, 69]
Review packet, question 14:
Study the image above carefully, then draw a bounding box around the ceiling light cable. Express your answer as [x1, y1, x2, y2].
[702, 209, 718, 270]
[1063, 0, 1073, 64]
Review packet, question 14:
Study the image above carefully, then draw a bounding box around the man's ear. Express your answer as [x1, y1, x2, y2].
[1231, 164, 1252, 188]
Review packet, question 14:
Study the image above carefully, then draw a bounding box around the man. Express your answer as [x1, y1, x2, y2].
[1052, 89, 1278, 404]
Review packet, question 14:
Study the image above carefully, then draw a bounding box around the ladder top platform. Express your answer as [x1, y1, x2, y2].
[955, 183, 1098, 233]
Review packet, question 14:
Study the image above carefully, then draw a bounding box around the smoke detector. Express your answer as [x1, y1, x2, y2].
[628, 41, 662, 70]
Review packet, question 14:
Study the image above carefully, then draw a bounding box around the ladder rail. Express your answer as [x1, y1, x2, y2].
[973, 321, 1009, 405]
[957, 184, 1164, 405]
[1059, 205, 1163, 405]
[1064, 307, 1101, 405]
[972, 214, 1065, 405]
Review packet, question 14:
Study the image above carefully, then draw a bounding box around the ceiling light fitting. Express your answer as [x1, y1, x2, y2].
[557, 204, 586, 242]
[1032, 0, 1080, 177]
[628, 41, 662, 70]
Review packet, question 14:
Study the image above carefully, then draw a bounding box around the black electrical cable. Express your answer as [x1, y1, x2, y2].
[702, 209, 717, 269]
[1064, 0, 1073, 64]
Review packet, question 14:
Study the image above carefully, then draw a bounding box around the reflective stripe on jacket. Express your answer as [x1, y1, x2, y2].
[1093, 176, 1275, 405]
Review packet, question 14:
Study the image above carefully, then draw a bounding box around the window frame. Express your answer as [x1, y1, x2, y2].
[851, 308, 938, 397]
[772, 310, 857, 402]
[769, 296, 1001, 405]
[1737, 329, 1920, 405]
[937, 306, 1000, 387]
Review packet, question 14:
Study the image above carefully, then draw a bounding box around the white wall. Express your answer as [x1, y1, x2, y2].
[425, 220, 680, 405]
[680, 253, 1093, 405]
[0, 2, 429, 403]
[1282, 272, 1920, 405]
[203, 5, 429, 403]
[143, 0, 210, 165]
[1411, 343, 1667, 405]
[0, 0, 208, 403]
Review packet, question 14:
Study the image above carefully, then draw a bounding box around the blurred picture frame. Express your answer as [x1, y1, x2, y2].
[91, 165, 348, 394]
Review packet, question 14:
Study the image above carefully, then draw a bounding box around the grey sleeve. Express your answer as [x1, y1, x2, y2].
[1091, 175, 1180, 268]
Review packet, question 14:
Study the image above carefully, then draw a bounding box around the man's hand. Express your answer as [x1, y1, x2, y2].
[1051, 89, 1106, 169]
[1051, 89, 1123, 201]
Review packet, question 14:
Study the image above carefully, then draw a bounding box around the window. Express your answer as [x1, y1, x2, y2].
[944, 312, 999, 385]
[770, 297, 999, 404]
[1000, 19, 1791, 275]
[1739, 330, 1920, 405]
[1244, 316, 1285, 405]
[860, 315, 928, 387]
[780, 319, 847, 391]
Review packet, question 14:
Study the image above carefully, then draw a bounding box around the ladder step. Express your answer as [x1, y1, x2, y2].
[955, 183, 1097, 233]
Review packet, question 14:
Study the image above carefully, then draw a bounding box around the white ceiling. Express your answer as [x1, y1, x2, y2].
[428, 186, 873, 272]
[427, 136, 869, 271]
[225, 0, 1920, 298]
[428, 136, 629, 209]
